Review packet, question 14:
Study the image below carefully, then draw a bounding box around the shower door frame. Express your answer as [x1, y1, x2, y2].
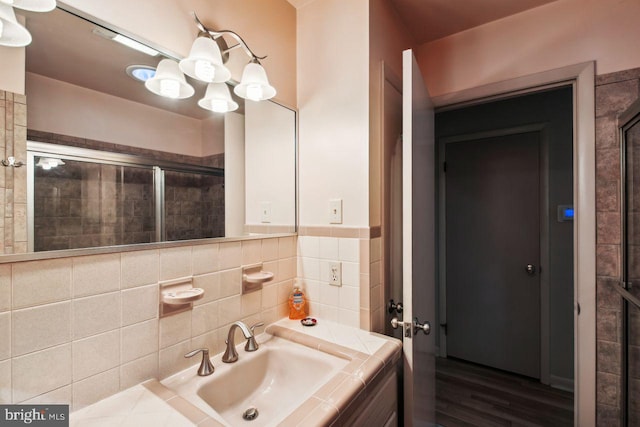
[26, 141, 224, 252]
[619, 97, 640, 427]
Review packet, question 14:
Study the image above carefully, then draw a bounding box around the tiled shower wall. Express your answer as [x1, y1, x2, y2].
[34, 163, 156, 251]
[164, 172, 224, 241]
[0, 235, 297, 411]
[28, 131, 226, 249]
[595, 67, 640, 425]
[0, 91, 27, 254]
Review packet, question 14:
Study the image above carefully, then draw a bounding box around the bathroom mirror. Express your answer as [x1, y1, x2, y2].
[15, 4, 296, 253]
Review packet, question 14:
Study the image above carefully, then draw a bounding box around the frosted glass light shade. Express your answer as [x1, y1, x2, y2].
[145, 59, 194, 99]
[198, 83, 238, 113]
[179, 37, 231, 83]
[0, 3, 31, 47]
[2, 0, 56, 11]
[234, 62, 276, 101]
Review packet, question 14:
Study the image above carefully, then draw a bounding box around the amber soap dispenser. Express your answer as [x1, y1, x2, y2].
[288, 284, 307, 320]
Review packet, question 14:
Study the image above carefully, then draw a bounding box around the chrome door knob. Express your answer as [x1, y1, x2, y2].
[526, 264, 536, 275]
[388, 299, 403, 314]
[413, 318, 431, 335]
[391, 317, 401, 329]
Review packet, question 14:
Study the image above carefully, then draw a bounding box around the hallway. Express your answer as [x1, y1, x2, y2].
[436, 357, 574, 426]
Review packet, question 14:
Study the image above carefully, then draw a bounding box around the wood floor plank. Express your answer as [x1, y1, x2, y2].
[436, 357, 574, 427]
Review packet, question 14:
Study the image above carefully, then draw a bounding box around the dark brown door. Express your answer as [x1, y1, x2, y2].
[445, 132, 541, 379]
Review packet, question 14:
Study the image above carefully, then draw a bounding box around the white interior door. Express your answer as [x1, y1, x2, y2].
[401, 49, 436, 426]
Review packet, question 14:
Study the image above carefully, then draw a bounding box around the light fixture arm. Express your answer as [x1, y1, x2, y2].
[192, 12, 267, 62]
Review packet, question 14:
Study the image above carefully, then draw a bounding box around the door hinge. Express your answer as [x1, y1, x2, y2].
[440, 322, 447, 335]
[443, 161, 447, 172]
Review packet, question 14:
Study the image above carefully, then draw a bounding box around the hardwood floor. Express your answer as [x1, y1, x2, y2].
[435, 357, 574, 427]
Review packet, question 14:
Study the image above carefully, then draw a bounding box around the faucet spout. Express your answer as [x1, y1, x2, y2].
[222, 321, 253, 363]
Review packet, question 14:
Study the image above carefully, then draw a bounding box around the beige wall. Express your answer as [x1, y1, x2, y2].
[244, 100, 296, 227]
[417, 0, 640, 97]
[0, 46, 25, 95]
[26, 73, 207, 156]
[368, 0, 414, 229]
[297, 0, 369, 227]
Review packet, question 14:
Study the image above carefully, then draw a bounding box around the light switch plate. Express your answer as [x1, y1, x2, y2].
[261, 202, 272, 223]
[329, 199, 342, 224]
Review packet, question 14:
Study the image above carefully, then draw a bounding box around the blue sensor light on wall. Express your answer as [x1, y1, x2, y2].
[557, 205, 574, 222]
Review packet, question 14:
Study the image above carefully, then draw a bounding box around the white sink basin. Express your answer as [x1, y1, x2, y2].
[162, 335, 349, 426]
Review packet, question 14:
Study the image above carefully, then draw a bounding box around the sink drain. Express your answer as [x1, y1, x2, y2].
[243, 407, 259, 421]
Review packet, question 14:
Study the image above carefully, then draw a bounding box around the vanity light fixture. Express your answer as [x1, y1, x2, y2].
[190, 12, 276, 101]
[234, 59, 276, 101]
[179, 36, 231, 83]
[198, 82, 238, 113]
[145, 58, 195, 99]
[0, 2, 32, 47]
[35, 157, 64, 170]
[1, 156, 24, 167]
[0, 0, 54, 47]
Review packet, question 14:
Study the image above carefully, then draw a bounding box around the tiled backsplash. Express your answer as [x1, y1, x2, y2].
[296, 231, 380, 331]
[0, 235, 297, 411]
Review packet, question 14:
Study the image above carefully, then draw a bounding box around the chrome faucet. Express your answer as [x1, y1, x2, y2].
[222, 321, 264, 363]
[184, 348, 215, 376]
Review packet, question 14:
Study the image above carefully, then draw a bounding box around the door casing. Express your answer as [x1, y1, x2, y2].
[431, 62, 596, 427]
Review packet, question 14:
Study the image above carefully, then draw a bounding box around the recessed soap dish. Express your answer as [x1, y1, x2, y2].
[243, 271, 274, 284]
[242, 263, 274, 294]
[159, 276, 204, 317]
[162, 288, 204, 305]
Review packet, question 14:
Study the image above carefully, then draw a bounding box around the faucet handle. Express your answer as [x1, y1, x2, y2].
[245, 322, 265, 352]
[249, 322, 265, 333]
[184, 348, 215, 376]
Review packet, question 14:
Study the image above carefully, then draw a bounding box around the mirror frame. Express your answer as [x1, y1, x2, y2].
[0, 3, 298, 263]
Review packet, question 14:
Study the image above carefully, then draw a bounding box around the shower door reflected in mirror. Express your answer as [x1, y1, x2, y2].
[31, 156, 156, 251]
[621, 100, 640, 426]
[163, 170, 224, 241]
[27, 142, 225, 252]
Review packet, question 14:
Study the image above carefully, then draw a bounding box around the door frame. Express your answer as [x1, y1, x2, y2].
[431, 61, 596, 427]
[438, 123, 551, 384]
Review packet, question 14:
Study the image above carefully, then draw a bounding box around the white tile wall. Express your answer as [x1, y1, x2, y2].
[0, 265, 11, 312]
[0, 360, 10, 403]
[121, 250, 158, 289]
[0, 312, 10, 360]
[0, 235, 297, 410]
[12, 301, 71, 356]
[12, 344, 72, 403]
[121, 285, 158, 326]
[191, 243, 219, 275]
[297, 235, 361, 328]
[159, 247, 193, 280]
[72, 331, 120, 381]
[73, 292, 121, 340]
[12, 258, 72, 309]
[73, 254, 120, 298]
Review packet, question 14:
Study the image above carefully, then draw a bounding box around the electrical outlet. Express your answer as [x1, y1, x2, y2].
[329, 199, 342, 224]
[260, 202, 272, 223]
[329, 262, 342, 286]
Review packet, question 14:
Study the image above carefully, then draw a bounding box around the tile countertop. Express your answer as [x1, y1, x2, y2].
[70, 318, 402, 427]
